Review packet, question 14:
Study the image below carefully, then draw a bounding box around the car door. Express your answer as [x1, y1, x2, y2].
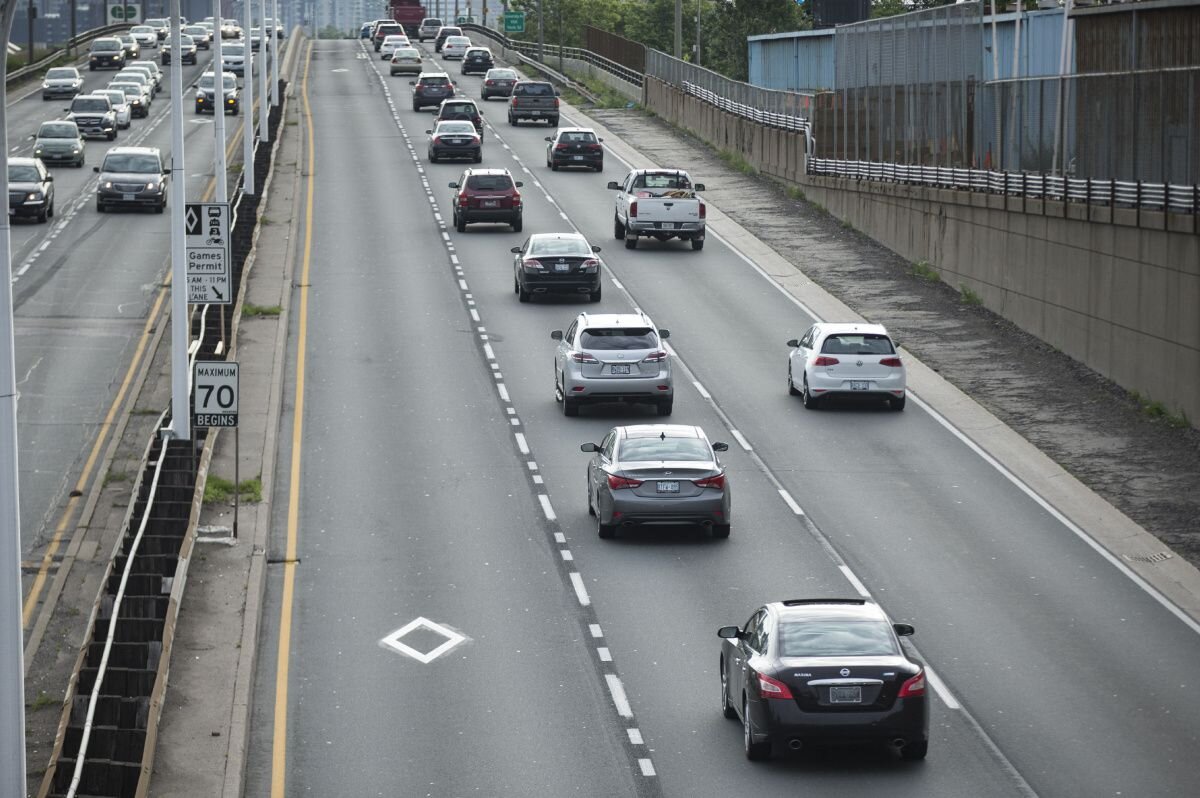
[512, 236, 530, 278]
[556, 318, 578, 386]
[590, 430, 617, 510]
[732, 610, 765, 714]
[791, 325, 817, 376]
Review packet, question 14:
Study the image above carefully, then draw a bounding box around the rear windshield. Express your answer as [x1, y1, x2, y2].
[393, 48, 419, 57]
[528, 238, 591, 257]
[440, 28, 461, 35]
[514, 82, 553, 96]
[436, 122, 476, 135]
[8, 166, 40, 182]
[465, 174, 513, 191]
[820, 334, 894, 355]
[46, 68, 77, 79]
[488, 69, 516, 80]
[559, 131, 597, 144]
[580, 328, 654, 350]
[72, 98, 110, 112]
[424, 18, 443, 25]
[446, 37, 470, 44]
[441, 102, 476, 114]
[38, 123, 77, 138]
[618, 437, 712, 463]
[97, 91, 126, 105]
[113, 84, 142, 98]
[420, 76, 450, 86]
[102, 153, 161, 173]
[778, 620, 898, 658]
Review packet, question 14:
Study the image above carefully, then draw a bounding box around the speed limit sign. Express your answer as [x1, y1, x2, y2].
[193, 361, 239, 427]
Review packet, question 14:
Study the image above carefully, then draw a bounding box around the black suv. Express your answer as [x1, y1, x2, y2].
[436, 98, 483, 132]
[410, 72, 455, 112]
[461, 47, 494, 75]
[7, 158, 54, 223]
[195, 71, 240, 115]
[94, 146, 167, 213]
[88, 38, 127, 70]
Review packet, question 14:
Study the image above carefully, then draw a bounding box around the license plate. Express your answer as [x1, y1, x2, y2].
[123, 193, 136, 201]
[529, 110, 541, 115]
[610, 364, 631, 375]
[657, 481, 679, 493]
[573, 155, 585, 161]
[554, 263, 570, 272]
[661, 222, 675, 230]
[829, 686, 862, 703]
[481, 199, 499, 208]
[850, 381, 870, 391]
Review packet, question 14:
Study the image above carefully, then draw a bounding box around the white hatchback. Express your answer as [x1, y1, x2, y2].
[787, 322, 906, 410]
[441, 35, 471, 59]
[380, 34, 410, 59]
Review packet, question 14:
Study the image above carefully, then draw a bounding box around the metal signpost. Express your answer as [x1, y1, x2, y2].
[193, 361, 241, 537]
[185, 202, 232, 306]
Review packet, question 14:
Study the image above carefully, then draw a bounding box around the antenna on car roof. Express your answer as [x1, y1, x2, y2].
[660, 432, 666, 440]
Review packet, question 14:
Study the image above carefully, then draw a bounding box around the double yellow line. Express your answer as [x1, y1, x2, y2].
[21, 98, 257, 630]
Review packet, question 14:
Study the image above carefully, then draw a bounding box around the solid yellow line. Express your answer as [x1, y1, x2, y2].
[271, 39, 313, 798]
[21, 99, 254, 628]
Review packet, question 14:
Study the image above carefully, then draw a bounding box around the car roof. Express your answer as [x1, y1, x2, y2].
[576, 313, 652, 329]
[463, 168, 512, 177]
[769, 598, 889, 623]
[104, 146, 161, 155]
[418, 71, 450, 78]
[556, 127, 595, 135]
[619, 424, 702, 440]
[8, 156, 39, 166]
[815, 322, 891, 337]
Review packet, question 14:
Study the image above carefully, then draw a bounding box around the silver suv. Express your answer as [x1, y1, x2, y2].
[550, 312, 673, 417]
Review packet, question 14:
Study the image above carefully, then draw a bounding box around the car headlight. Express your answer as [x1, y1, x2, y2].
[146, 181, 157, 191]
[103, 181, 113, 189]
[71, 147, 81, 154]
[34, 147, 42, 155]
[27, 192, 42, 202]
[41, 82, 50, 89]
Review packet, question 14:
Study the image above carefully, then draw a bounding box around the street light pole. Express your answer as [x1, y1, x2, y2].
[270, 0, 278, 107]
[243, 0, 255, 195]
[213, 0, 228, 202]
[166, 0, 190, 444]
[0, 0, 30, 791]
[259, 0, 269, 142]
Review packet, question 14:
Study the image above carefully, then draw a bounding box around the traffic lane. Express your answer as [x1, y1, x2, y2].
[438, 171, 1028, 797]
[486, 102, 1200, 794]
[248, 41, 649, 798]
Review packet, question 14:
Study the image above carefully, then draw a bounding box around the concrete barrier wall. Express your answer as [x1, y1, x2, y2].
[645, 77, 1200, 426]
[558, 56, 642, 104]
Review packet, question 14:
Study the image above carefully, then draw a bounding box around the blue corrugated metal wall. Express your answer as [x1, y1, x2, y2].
[748, 8, 1068, 91]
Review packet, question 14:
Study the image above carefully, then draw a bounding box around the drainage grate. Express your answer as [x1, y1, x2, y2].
[1122, 551, 1174, 564]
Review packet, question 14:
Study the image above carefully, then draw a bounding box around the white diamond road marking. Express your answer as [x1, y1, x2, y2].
[380, 617, 466, 664]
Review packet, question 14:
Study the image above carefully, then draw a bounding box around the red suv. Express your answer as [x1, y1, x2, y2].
[448, 168, 523, 233]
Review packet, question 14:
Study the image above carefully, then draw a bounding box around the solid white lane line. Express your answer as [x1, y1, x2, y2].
[514, 432, 528, 454]
[925, 667, 961, 710]
[627, 728, 643, 745]
[605, 674, 632, 717]
[693, 380, 711, 400]
[778, 489, 804, 516]
[838, 565, 871, 598]
[569, 572, 591, 606]
[638, 759, 656, 777]
[509, 418, 520, 426]
[538, 494, 557, 521]
[730, 429, 752, 451]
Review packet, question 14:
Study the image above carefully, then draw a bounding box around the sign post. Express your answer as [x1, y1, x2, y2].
[185, 202, 232, 308]
[193, 360, 240, 535]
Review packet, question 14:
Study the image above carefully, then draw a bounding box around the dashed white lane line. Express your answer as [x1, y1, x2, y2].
[839, 565, 871, 598]
[925, 667, 962, 710]
[627, 728, 644, 745]
[778, 489, 804, 516]
[589, 624, 603, 638]
[554, 532, 566, 543]
[469, 308, 480, 321]
[527, 461, 537, 470]
[605, 674, 633, 717]
[693, 380, 711, 400]
[532, 475, 544, 484]
[538, 494, 557, 521]
[569, 572, 591, 606]
[457, 278, 468, 290]
[514, 432, 529, 454]
[560, 549, 573, 561]
[638, 759, 656, 777]
[497, 383, 510, 401]
[597, 646, 611, 661]
[483, 342, 495, 360]
[730, 429, 752, 451]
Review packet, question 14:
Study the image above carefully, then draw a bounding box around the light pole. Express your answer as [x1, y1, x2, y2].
[213, 0, 228, 203]
[260, 0, 269, 143]
[270, 0, 278, 108]
[244, 0, 255, 195]
[695, 0, 700, 66]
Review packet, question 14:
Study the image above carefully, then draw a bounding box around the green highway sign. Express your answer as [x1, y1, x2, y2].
[502, 11, 524, 33]
[455, 15, 475, 24]
[108, 3, 142, 22]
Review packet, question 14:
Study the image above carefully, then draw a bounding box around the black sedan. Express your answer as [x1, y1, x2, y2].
[480, 67, 517, 100]
[512, 232, 602, 303]
[718, 598, 929, 761]
[7, 158, 54, 223]
[426, 121, 481, 163]
[461, 46, 494, 75]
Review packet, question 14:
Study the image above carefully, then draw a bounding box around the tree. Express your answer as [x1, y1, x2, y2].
[703, 0, 808, 82]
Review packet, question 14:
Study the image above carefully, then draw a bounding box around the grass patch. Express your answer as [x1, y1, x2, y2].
[29, 691, 58, 711]
[103, 470, 129, 488]
[1131, 392, 1190, 428]
[840, 218, 856, 231]
[786, 186, 806, 201]
[243, 302, 283, 317]
[959, 284, 983, 306]
[909, 260, 940, 282]
[204, 475, 263, 504]
[718, 149, 756, 175]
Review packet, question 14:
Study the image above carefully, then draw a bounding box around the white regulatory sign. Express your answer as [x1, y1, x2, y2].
[187, 272, 232, 304]
[185, 202, 230, 294]
[192, 361, 239, 428]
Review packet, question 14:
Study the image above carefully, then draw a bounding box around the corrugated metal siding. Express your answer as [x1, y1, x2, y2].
[982, 9, 1066, 80]
[748, 31, 835, 92]
[1075, 6, 1200, 72]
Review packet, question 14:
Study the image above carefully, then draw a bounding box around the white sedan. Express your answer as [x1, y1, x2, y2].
[441, 35, 471, 59]
[380, 34, 410, 59]
[787, 322, 907, 410]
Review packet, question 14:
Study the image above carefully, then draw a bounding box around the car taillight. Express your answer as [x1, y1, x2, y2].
[485, 79, 494, 85]
[587, 143, 602, 151]
[554, 143, 568, 150]
[642, 351, 667, 363]
[512, 192, 521, 207]
[629, 201, 637, 218]
[432, 136, 442, 145]
[756, 673, 793, 700]
[880, 357, 903, 367]
[813, 356, 839, 366]
[522, 258, 542, 271]
[572, 352, 599, 363]
[694, 473, 725, 490]
[553, 97, 560, 108]
[458, 192, 468, 204]
[898, 670, 925, 698]
[607, 474, 642, 490]
[580, 258, 600, 272]
[698, 202, 706, 219]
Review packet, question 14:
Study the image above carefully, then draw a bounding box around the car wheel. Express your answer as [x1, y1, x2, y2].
[788, 365, 801, 396]
[36, 206, 47, 223]
[624, 235, 637, 250]
[596, 512, 615, 539]
[473, 152, 482, 164]
[595, 161, 603, 173]
[744, 697, 771, 761]
[47, 200, 54, 219]
[891, 394, 906, 411]
[550, 161, 559, 171]
[901, 740, 928, 761]
[563, 395, 579, 417]
[656, 399, 673, 417]
[507, 113, 516, 126]
[802, 377, 820, 410]
[412, 102, 420, 112]
[155, 202, 165, 214]
[691, 237, 705, 251]
[721, 660, 738, 719]
[107, 131, 116, 141]
[614, 215, 625, 240]
[430, 153, 439, 164]
[712, 523, 730, 539]
[517, 280, 531, 303]
[96, 200, 105, 213]
[511, 217, 522, 233]
[455, 213, 466, 233]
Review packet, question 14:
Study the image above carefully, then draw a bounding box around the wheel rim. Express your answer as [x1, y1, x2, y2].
[788, 366, 792, 392]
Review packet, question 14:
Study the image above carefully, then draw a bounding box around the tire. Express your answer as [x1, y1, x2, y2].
[595, 161, 603, 172]
[802, 378, 820, 410]
[430, 153, 439, 164]
[624, 235, 637, 250]
[107, 131, 116, 141]
[548, 117, 559, 127]
[721, 660, 738, 719]
[36, 207, 47, 223]
[744, 697, 771, 760]
[508, 114, 517, 126]
[47, 200, 54, 219]
[691, 237, 705, 251]
[455, 213, 466, 233]
[96, 200, 105, 213]
[656, 400, 673, 417]
[891, 394, 906, 411]
[613, 216, 625, 240]
[901, 740, 928, 761]
[550, 161, 559, 171]
[596, 512, 615, 539]
[788, 365, 801, 396]
[517, 280, 531, 303]
[563, 397, 579, 417]
[413, 103, 420, 112]
[588, 287, 601, 303]
[712, 524, 730, 539]
[473, 152, 482, 164]
[511, 217, 522, 233]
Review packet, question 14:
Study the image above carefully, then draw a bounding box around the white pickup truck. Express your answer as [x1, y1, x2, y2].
[608, 169, 708, 251]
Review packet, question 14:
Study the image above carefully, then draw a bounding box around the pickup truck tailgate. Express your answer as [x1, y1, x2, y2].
[631, 197, 701, 224]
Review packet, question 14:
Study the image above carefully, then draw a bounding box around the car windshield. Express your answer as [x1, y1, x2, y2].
[72, 98, 110, 112]
[185, 26, 205, 35]
[223, 44, 245, 55]
[465, 174, 513, 191]
[199, 74, 237, 90]
[581, 328, 655, 350]
[394, 48, 419, 58]
[436, 122, 476, 135]
[46, 68, 77, 79]
[618, 437, 712, 463]
[515, 83, 553, 96]
[112, 84, 141, 98]
[98, 92, 126, 105]
[102, 153, 160, 173]
[131, 26, 154, 33]
[93, 40, 121, 51]
[777, 620, 899, 658]
[529, 238, 591, 257]
[821, 334, 895, 355]
[8, 166, 40, 182]
[442, 103, 475, 115]
[38, 123, 76, 138]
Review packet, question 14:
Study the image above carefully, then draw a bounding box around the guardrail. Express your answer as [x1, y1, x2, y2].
[806, 158, 1200, 216]
[681, 81, 809, 135]
[7, 23, 130, 84]
[461, 24, 643, 88]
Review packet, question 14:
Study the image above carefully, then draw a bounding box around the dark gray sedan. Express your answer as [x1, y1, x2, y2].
[581, 424, 731, 539]
[426, 120, 480, 163]
[480, 67, 517, 100]
[8, 158, 55, 222]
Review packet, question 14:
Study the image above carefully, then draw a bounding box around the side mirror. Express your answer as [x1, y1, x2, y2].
[550, 330, 563, 341]
[544, 136, 552, 142]
[425, 129, 432, 134]
[408, 80, 415, 85]
[786, 339, 799, 348]
[580, 442, 599, 453]
[606, 181, 619, 190]
[695, 183, 706, 191]
[514, 181, 523, 187]
[591, 245, 601, 253]
[658, 329, 670, 339]
[893, 623, 915, 637]
[554, 89, 561, 96]
[448, 181, 458, 188]
[711, 442, 729, 452]
[717, 625, 741, 639]
[45, 174, 54, 182]
[598, 137, 604, 142]
[93, 166, 100, 173]
[510, 246, 521, 254]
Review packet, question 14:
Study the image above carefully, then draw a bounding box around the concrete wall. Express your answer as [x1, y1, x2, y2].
[558, 56, 642, 104]
[645, 76, 1200, 426]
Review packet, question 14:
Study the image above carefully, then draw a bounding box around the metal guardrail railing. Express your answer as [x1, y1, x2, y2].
[806, 158, 1200, 216]
[461, 24, 644, 88]
[682, 81, 809, 135]
[7, 23, 130, 84]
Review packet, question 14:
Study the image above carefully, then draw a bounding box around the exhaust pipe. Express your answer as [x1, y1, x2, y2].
[788, 739, 803, 751]
[891, 738, 906, 749]
[621, 521, 636, 528]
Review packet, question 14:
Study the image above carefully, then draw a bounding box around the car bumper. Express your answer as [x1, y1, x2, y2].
[89, 58, 124, 69]
[35, 150, 82, 163]
[460, 207, 520, 224]
[9, 201, 49, 218]
[518, 272, 600, 296]
[806, 370, 906, 399]
[562, 373, 671, 402]
[390, 64, 421, 74]
[512, 109, 558, 120]
[749, 696, 928, 749]
[76, 125, 116, 139]
[552, 153, 603, 168]
[196, 97, 239, 113]
[626, 220, 704, 237]
[414, 95, 451, 107]
[97, 188, 165, 208]
[602, 490, 729, 526]
[42, 87, 78, 98]
[430, 145, 480, 160]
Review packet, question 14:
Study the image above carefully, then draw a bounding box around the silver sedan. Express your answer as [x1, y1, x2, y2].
[582, 424, 731, 540]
